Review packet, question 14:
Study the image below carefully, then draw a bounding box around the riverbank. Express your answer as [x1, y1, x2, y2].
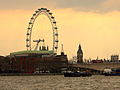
[0, 73, 64, 76]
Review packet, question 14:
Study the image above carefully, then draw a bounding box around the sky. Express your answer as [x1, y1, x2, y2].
[0, 0, 120, 60]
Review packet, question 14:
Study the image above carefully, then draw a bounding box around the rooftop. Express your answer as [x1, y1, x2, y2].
[10, 50, 54, 56]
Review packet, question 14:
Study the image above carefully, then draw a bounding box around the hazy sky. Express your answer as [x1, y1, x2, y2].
[1, 0, 120, 12]
[0, 0, 120, 59]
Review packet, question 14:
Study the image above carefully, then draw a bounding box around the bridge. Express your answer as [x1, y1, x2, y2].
[69, 63, 120, 71]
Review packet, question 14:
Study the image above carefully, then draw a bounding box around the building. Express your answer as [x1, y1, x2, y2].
[111, 55, 119, 62]
[77, 44, 83, 63]
[9, 49, 68, 73]
[72, 56, 77, 64]
[91, 60, 103, 63]
[0, 45, 68, 74]
[68, 56, 77, 64]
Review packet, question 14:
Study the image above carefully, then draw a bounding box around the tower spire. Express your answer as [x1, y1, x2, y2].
[61, 44, 64, 55]
[77, 44, 83, 63]
[77, 44, 83, 54]
[79, 44, 81, 49]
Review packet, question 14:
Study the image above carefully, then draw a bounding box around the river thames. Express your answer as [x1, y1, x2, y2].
[0, 75, 120, 90]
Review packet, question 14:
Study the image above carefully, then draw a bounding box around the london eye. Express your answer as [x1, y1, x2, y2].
[26, 8, 58, 54]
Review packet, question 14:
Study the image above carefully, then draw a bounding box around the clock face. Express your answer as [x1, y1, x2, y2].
[80, 54, 83, 56]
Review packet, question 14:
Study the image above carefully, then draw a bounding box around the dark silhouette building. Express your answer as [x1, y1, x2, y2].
[8, 45, 68, 73]
[77, 44, 83, 63]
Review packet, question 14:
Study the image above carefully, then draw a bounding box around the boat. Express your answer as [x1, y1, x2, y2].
[64, 71, 92, 77]
[103, 68, 120, 76]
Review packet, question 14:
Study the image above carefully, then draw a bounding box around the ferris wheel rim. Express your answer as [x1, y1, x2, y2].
[26, 8, 58, 54]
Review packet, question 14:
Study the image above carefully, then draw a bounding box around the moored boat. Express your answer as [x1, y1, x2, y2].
[103, 68, 120, 76]
[64, 71, 92, 77]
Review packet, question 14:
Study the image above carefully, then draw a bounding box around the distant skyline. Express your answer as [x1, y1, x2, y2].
[0, 0, 120, 59]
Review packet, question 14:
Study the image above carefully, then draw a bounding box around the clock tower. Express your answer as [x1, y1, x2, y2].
[77, 44, 83, 63]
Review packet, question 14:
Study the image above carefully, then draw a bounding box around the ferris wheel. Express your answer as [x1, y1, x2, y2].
[26, 8, 58, 53]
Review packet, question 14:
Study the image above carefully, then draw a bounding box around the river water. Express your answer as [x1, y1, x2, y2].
[0, 75, 120, 90]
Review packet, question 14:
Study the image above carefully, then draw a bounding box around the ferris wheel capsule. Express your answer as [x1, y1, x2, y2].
[41, 8, 47, 10]
[27, 33, 30, 35]
[43, 8, 47, 10]
[55, 40, 59, 42]
[55, 33, 58, 36]
[53, 21, 56, 24]
[51, 16, 54, 19]
[31, 17, 34, 20]
[55, 47, 58, 49]
[38, 8, 42, 11]
[54, 27, 58, 29]
[26, 45, 29, 47]
[41, 8, 44, 10]
[33, 13, 36, 16]
[29, 22, 32, 24]
[27, 27, 31, 30]
[26, 39, 29, 41]
[49, 12, 52, 15]
[35, 11, 39, 13]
